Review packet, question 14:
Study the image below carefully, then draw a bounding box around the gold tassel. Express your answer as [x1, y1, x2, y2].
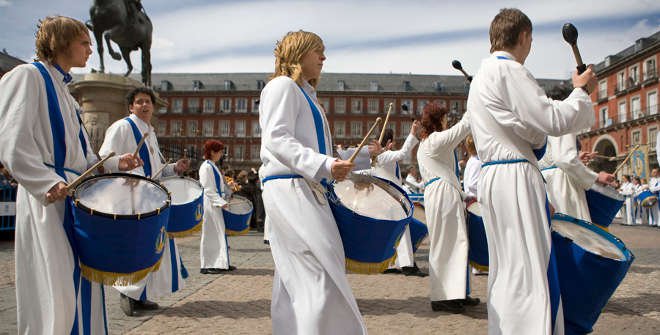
[80, 254, 164, 286]
[345, 254, 397, 274]
[167, 220, 204, 238]
[593, 223, 609, 232]
[469, 261, 489, 272]
[226, 226, 251, 236]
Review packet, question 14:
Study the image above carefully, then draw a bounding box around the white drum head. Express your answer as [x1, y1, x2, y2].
[227, 195, 253, 215]
[75, 175, 168, 215]
[333, 174, 410, 221]
[551, 218, 625, 261]
[161, 177, 203, 205]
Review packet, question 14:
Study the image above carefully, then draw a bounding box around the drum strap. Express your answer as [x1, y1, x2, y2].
[298, 86, 328, 155]
[262, 174, 303, 184]
[206, 160, 225, 197]
[125, 117, 152, 176]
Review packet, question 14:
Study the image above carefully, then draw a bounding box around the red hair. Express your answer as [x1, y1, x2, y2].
[203, 140, 224, 159]
[420, 102, 448, 139]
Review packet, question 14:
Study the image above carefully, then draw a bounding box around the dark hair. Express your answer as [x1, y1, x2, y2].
[489, 8, 532, 53]
[420, 102, 448, 139]
[126, 87, 156, 108]
[380, 128, 394, 147]
[203, 140, 224, 159]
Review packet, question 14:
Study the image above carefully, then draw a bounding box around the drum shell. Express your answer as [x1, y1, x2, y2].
[551, 214, 634, 334]
[409, 217, 428, 253]
[466, 203, 489, 270]
[637, 190, 658, 208]
[585, 186, 624, 228]
[222, 195, 254, 235]
[161, 177, 204, 237]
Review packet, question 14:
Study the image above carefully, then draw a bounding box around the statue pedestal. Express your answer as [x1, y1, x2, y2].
[69, 73, 166, 151]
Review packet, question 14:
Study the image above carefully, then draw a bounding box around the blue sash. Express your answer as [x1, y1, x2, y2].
[298, 86, 327, 155]
[206, 160, 224, 196]
[424, 177, 442, 188]
[395, 162, 400, 180]
[125, 117, 152, 176]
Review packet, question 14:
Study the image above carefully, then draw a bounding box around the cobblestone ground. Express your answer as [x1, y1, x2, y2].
[0, 221, 659, 334]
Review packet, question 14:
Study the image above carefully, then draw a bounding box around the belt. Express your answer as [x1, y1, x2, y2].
[261, 174, 303, 184]
[541, 165, 557, 171]
[424, 177, 442, 188]
[481, 158, 529, 168]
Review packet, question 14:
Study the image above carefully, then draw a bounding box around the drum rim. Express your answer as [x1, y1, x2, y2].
[72, 173, 171, 220]
[329, 174, 414, 220]
[158, 175, 204, 205]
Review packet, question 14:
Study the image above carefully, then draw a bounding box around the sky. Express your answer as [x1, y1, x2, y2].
[1, 0, 659, 80]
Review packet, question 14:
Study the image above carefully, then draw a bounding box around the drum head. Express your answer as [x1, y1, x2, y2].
[333, 174, 411, 221]
[74, 174, 169, 216]
[552, 218, 625, 261]
[227, 195, 253, 215]
[160, 177, 203, 205]
[467, 202, 482, 216]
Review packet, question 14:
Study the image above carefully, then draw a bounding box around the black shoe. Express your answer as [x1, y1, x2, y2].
[228, 265, 237, 271]
[119, 293, 134, 317]
[134, 299, 159, 310]
[431, 299, 465, 313]
[264, 240, 270, 245]
[461, 296, 481, 306]
[200, 268, 223, 274]
[216, 265, 237, 272]
[383, 268, 402, 274]
[402, 266, 428, 277]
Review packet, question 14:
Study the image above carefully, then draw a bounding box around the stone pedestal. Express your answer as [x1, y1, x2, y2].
[69, 73, 166, 151]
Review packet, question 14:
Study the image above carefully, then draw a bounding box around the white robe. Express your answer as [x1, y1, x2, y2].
[539, 134, 597, 221]
[463, 155, 482, 198]
[199, 160, 230, 269]
[468, 51, 594, 335]
[619, 182, 635, 226]
[100, 113, 186, 301]
[649, 177, 660, 226]
[417, 116, 471, 301]
[0, 62, 122, 334]
[259, 76, 366, 335]
[371, 133, 419, 268]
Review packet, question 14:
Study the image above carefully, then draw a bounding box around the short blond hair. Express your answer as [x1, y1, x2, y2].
[35, 16, 88, 63]
[271, 30, 324, 88]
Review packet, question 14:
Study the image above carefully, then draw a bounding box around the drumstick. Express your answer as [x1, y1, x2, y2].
[348, 117, 382, 163]
[613, 144, 640, 175]
[133, 132, 149, 157]
[65, 152, 116, 192]
[377, 103, 394, 144]
[151, 159, 173, 180]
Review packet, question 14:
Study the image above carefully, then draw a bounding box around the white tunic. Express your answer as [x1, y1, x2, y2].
[463, 155, 482, 198]
[100, 113, 186, 301]
[539, 134, 597, 221]
[198, 160, 230, 269]
[649, 177, 660, 226]
[259, 76, 366, 335]
[372, 133, 419, 268]
[417, 116, 471, 301]
[619, 181, 635, 226]
[0, 62, 121, 334]
[468, 51, 594, 335]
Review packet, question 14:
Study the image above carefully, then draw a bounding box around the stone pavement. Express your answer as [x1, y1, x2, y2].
[0, 222, 659, 334]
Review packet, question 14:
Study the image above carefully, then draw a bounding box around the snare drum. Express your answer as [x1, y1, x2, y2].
[160, 176, 204, 237]
[222, 195, 254, 235]
[328, 174, 412, 274]
[637, 189, 658, 208]
[585, 184, 624, 229]
[551, 213, 634, 335]
[72, 173, 170, 285]
[466, 202, 489, 271]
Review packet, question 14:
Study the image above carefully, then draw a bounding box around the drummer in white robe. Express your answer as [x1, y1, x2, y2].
[619, 175, 636, 226]
[417, 103, 478, 313]
[259, 30, 366, 335]
[370, 125, 426, 276]
[648, 169, 660, 227]
[99, 87, 190, 316]
[0, 16, 141, 334]
[468, 8, 596, 335]
[198, 139, 236, 273]
[463, 135, 488, 276]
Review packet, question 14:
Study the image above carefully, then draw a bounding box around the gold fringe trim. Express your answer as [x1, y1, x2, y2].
[226, 226, 251, 236]
[80, 254, 164, 286]
[593, 223, 609, 232]
[346, 255, 397, 274]
[167, 220, 203, 238]
[469, 261, 489, 272]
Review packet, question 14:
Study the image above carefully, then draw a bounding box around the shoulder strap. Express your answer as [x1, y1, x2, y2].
[125, 117, 152, 176]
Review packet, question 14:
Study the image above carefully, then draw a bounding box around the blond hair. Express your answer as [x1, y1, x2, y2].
[465, 135, 477, 156]
[271, 30, 324, 88]
[489, 8, 532, 53]
[35, 16, 88, 63]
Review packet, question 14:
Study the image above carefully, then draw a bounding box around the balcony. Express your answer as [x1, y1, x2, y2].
[597, 89, 608, 103]
[615, 84, 626, 97]
[643, 69, 658, 86]
[627, 77, 641, 93]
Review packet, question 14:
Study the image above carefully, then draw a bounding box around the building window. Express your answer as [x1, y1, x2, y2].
[171, 120, 182, 137]
[599, 107, 609, 128]
[649, 127, 658, 152]
[632, 129, 641, 145]
[188, 98, 200, 113]
[203, 98, 215, 114]
[319, 97, 330, 113]
[647, 91, 658, 115]
[219, 120, 230, 136]
[631, 96, 641, 119]
[644, 57, 657, 81]
[334, 121, 345, 138]
[251, 120, 261, 137]
[350, 121, 362, 137]
[598, 80, 607, 100]
[386, 122, 396, 136]
[220, 98, 231, 113]
[156, 120, 167, 137]
[367, 98, 379, 114]
[418, 100, 430, 116]
[617, 71, 626, 92]
[401, 99, 413, 116]
[383, 98, 395, 114]
[251, 97, 260, 113]
[203, 120, 214, 137]
[158, 106, 167, 114]
[234, 145, 244, 161]
[629, 65, 639, 86]
[236, 98, 247, 113]
[351, 98, 362, 114]
[172, 98, 183, 114]
[334, 98, 346, 114]
[250, 144, 260, 161]
[187, 120, 198, 136]
[401, 121, 412, 136]
[235, 120, 246, 137]
[618, 100, 627, 123]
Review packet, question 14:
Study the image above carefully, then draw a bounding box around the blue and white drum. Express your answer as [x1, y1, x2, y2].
[636, 189, 658, 208]
[551, 213, 634, 335]
[160, 176, 204, 237]
[72, 173, 170, 285]
[585, 184, 624, 229]
[328, 174, 412, 274]
[466, 201, 489, 271]
[222, 195, 254, 235]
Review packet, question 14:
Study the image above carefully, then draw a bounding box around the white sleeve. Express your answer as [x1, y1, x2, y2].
[199, 163, 227, 207]
[377, 133, 419, 165]
[424, 116, 471, 158]
[551, 134, 598, 190]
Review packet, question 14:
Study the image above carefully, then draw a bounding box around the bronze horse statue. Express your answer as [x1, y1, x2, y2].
[87, 0, 152, 86]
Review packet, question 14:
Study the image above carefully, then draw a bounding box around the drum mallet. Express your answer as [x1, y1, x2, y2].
[452, 60, 473, 82]
[349, 117, 382, 163]
[377, 103, 394, 144]
[562, 23, 587, 74]
[65, 151, 116, 193]
[133, 132, 149, 157]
